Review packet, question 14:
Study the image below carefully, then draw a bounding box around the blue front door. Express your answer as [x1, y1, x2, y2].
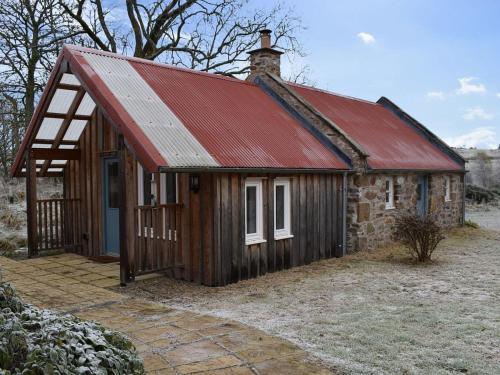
[103, 158, 120, 255]
[416, 175, 428, 218]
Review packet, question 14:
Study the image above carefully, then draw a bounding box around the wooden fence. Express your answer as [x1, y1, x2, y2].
[36, 198, 81, 251]
[133, 203, 182, 275]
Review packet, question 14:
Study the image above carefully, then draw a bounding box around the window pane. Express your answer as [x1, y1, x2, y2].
[143, 171, 152, 205]
[276, 185, 285, 230]
[108, 162, 119, 208]
[166, 172, 177, 204]
[246, 186, 257, 234]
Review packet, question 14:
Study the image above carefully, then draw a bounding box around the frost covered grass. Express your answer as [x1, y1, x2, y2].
[122, 225, 500, 374]
[0, 281, 144, 374]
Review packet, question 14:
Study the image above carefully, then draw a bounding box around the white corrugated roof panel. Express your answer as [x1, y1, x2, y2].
[36, 118, 63, 140]
[32, 143, 51, 149]
[60, 73, 80, 86]
[63, 119, 87, 141]
[47, 168, 64, 172]
[47, 89, 77, 114]
[76, 93, 96, 116]
[59, 144, 75, 149]
[82, 52, 218, 168]
[51, 160, 67, 165]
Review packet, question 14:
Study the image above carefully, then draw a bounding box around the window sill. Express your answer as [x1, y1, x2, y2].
[385, 206, 396, 210]
[274, 234, 294, 240]
[245, 238, 267, 246]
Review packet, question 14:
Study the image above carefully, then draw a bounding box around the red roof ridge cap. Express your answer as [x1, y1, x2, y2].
[63, 44, 256, 87]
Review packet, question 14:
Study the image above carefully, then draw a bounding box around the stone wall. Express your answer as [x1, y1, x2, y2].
[347, 172, 464, 252]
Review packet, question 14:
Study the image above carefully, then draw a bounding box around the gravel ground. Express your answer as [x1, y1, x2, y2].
[119, 220, 499, 374]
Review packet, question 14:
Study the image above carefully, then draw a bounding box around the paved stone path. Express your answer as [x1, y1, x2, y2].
[0, 253, 332, 374]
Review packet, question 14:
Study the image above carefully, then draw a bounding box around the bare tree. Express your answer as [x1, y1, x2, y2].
[0, 0, 84, 173]
[60, 0, 303, 76]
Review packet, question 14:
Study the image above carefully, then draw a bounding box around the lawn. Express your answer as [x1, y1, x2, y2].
[120, 225, 500, 374]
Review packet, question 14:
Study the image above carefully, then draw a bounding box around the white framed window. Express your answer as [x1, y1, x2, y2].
[385, 176, 395, 209]
[444, 176, 451, 202]
[160, 172, 178, 204]
[137, 163, 156, 205]
[274, 179, 292, 239]
[245, 179, 265, 245]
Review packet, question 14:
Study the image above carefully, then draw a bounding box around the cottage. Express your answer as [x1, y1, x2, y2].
[11, 30, 465, 286]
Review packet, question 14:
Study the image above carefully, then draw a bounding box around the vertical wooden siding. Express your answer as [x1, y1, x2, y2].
[64, 109, 118, 256]
[199, 173, 344, 286]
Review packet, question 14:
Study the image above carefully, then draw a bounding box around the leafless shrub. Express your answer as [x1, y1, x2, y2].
[0, 210, 24, 230]
[394, 214, 444, 262]
[0, 238, 16, 256]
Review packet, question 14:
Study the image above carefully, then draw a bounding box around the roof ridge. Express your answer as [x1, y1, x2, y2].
[287, 81, 378, 106]
[64, 44, 256, 87]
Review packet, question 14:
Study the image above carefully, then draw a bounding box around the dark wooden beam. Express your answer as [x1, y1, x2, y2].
[32, 148, 80, 160]
[118, 135, 132, 285]
[26, 152, 38, 257]
[45, 112, 91, 121]
[41, 88, 86, 175]
[56, 83, 81, 91]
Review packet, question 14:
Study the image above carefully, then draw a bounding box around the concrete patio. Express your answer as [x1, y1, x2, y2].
[0, 253, 332, 374]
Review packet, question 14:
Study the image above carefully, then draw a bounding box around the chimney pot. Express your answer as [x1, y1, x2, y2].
[247, 28, 283, 79]
[260, 29, 272, 48]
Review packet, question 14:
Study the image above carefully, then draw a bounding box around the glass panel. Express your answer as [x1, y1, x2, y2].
[276, 185, 285, 230]
[108, 162, 119, 208]
[166, 172, 177, 203]
[246, 186, 257, 234]
[143, 171, 152, 205]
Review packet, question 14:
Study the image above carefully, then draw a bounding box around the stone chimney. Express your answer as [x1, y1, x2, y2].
[248, 29, 283, 78]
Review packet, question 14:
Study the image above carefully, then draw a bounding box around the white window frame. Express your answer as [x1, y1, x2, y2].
[444, 176, 451, 202]
[245, 179, 265, 245]
[274, 179, 293, 240]
[385, 176, 395, 209]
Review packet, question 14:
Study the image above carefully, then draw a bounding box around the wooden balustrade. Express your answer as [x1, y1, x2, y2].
[133, 203, 182, 275]
[36, 198, 81, 251]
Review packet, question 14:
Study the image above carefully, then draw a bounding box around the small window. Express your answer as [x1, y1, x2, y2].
[444, 176, 451, 202]
[385, 176, 395, 209]
[274, 179, 292, 239]
[245, 179, 264, 245]
[160, 172, 177, 204]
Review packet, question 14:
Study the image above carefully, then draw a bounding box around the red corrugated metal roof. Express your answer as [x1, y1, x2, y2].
[289, 83, 463, 171]
[129, 59, 348, 170]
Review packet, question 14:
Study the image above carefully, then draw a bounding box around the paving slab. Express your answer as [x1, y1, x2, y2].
[0, 253, 333, 374]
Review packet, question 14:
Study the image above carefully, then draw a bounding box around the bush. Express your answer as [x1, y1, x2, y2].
[0, 239, 16, 257]
[394, 214, 444, 262]
[0, 210, 24, 230]
[0, 282, 144, 374]
[466, 184, 498, 204]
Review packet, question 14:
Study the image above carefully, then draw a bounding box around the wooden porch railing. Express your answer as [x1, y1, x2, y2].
[36, 198, 81, 252]
[133, 203, 182, 276]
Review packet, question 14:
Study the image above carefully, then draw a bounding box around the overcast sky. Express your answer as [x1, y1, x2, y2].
[266, 0, 499, 149]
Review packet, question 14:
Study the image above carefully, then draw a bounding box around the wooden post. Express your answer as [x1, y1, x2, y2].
[118, 135, 131, 285]
[26, 151, 38, 257]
